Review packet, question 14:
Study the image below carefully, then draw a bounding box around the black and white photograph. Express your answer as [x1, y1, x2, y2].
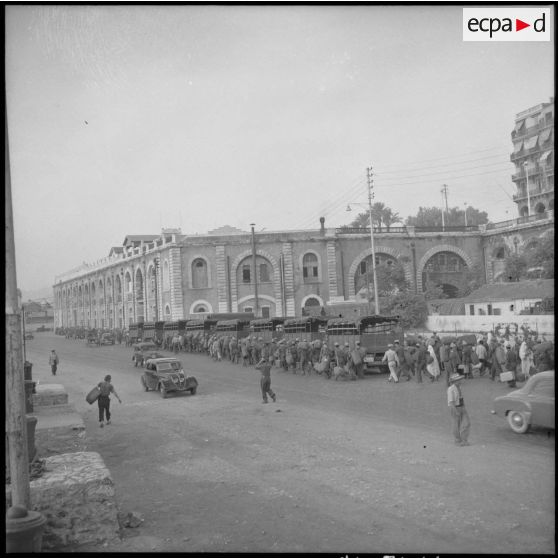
[5, 3, 554, 554]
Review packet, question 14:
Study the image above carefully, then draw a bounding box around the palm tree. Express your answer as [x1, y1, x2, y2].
[381, 207, 401, 231]
[371, 202, 385, 231]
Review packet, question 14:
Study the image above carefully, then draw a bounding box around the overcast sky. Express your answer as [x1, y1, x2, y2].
[6, 5, 554, 295]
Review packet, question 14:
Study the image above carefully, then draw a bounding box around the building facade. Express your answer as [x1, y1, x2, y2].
[53, 215, 554, 330]
[511, 97, 554, 217]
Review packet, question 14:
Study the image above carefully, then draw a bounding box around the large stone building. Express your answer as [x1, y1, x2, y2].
[53, 214, 553, 329]
[511, 97, 554, 216]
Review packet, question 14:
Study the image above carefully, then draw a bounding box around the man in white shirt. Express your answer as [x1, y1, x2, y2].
[447, 373, 470, 446]
[519, 337, 533, 380]
[382, 344, 400, 383]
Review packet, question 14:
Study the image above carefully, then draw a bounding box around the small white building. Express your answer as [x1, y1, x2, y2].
[463, 279, 554, 316]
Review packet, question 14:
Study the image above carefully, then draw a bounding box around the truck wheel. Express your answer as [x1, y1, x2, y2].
[190, 386, 197, 395]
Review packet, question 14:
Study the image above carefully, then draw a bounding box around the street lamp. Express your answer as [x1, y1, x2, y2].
[523, 161, 531, 216]
[346, 167, 380, 314]
[464, 202, 468, 227]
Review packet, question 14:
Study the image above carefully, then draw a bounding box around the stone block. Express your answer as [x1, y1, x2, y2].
[5, 452, 120, 549]
[32, 384, 68, 407]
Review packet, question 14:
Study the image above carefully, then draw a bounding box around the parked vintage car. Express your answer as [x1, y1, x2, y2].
[99, 332, 115, 345]
[141, 357, 198, 398]
[491, 370, 555, 433]
[132, 342, 164, 367]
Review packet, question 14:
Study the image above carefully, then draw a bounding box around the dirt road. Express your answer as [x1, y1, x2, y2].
[26, 333, 554, 553]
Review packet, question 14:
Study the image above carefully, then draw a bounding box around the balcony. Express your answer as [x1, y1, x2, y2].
[512, 120, 553, 139]
[513, 185, 554, 202]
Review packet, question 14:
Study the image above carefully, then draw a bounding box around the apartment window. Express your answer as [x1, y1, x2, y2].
[360, 261, 367, 274]
[261, 306, 270, 318]
[487, 304, 493, 315]
[244, 306, 253, 313]
[242, 265, 251, 283]
[469, 305, 475, 315]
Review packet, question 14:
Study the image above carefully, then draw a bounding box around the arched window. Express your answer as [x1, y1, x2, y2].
[193, 305, 207, 313]
[164, 304, 171, 317]
[192, 258, 208, 289]
[124, 272, 132, 294]
[303, 253, 319, 282]
[495, 247, 506, 259]
[535, 202, 546, 214]
[135, 269, 144, 301]
[162, 260, 170, 291]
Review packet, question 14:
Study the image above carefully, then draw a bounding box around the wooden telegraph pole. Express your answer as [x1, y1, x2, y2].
[5, 102, 31, 508]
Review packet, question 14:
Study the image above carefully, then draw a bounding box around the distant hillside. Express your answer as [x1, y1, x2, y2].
[22, 286, 54, 303]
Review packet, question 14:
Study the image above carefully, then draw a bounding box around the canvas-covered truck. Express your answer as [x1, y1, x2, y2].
[325, 315, 403, 373]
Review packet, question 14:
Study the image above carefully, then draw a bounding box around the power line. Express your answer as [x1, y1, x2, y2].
[376, 144, 510, 170]
[374, 166, 512, 188]
[375, 161, 512, 182]
[375, 152, 510, 176]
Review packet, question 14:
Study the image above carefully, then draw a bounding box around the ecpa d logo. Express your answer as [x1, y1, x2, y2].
[463, 8, 551, 41]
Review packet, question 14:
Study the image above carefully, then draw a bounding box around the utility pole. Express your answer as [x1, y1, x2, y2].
[367, 167, 380, 314]
[6, 103, 31, 509]
[441, 184, 449, 230]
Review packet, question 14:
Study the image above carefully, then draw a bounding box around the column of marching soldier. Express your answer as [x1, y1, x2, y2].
[168, 330, 555, 386]
[55, 326, 554, 385]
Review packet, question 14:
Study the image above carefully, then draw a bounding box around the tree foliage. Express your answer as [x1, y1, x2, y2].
[503, 254, 528, 282]
[405, 206, 489, 227]
[383, 292, 429, 329]
[348, 202, 401, 231]
[501, 236, 554, 281]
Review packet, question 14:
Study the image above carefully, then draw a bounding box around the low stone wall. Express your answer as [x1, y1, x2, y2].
[32, 384, 68, 407]
[5, 452, 120, 549]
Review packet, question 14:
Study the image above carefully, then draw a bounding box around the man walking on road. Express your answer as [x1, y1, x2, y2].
[49, 349, 59, 375]
[382, 343, 400, 383]
[447, 373, 470, 446]
[255, 357, 276, 404]
[97, 374, 122, 428]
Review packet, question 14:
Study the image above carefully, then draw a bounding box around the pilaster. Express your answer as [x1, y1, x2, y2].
[326, 241, 339, 299]
[282, 242, 295, 317]
[215, 245, 228, 312]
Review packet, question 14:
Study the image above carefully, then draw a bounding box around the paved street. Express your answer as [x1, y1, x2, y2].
[26, 332, 554, 554]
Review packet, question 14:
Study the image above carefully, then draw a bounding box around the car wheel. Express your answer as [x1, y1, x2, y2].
[141, 376, 149, 392]
[190, 386, 197, 395]
[507, 411, 530, 434]
[159, 383, 168, 399]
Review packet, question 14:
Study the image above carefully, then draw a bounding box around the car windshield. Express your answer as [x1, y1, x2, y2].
[158, 362, 182, 372]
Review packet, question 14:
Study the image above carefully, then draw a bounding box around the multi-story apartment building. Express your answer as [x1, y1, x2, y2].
[511, 97, 554, 217]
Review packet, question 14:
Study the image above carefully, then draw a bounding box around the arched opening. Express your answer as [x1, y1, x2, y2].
[193, 305, 207, 313]
[162, 260, 170, 291]
[519, 205, 529, 217]
[422, 251, 467, 299]
[354, 253, 398, 298]
[302, 296, 321, 316]
[494, 247, 506, 259]
[135, 269, 144, 301]
[534, 202, 546, 214]
[237, 256, 272, 285]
